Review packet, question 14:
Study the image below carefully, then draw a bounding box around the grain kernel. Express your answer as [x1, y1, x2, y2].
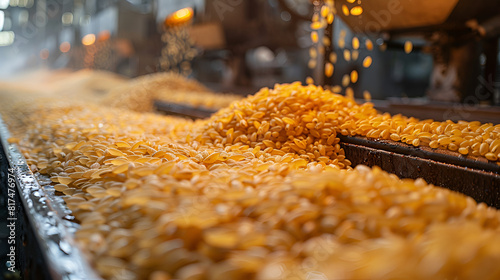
[458, 147, 469, 155]
[479, 142, 489, 156]
[485, 152, 498, 161]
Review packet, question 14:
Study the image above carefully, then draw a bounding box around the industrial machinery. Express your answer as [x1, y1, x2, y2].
[332, 0, 500, 120]
[336, 0, 500, 102]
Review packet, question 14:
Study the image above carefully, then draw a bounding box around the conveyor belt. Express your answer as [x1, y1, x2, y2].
[155, 101, 500, 208]
[0, 101, 499, 279]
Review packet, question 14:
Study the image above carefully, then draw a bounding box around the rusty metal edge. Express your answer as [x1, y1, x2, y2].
[340, 141, 500, 208]
[0, 114, 101, 280]
[338, 135, 500, 174]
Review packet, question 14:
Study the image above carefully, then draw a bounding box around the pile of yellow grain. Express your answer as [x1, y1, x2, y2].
[1, 81, 500, 280]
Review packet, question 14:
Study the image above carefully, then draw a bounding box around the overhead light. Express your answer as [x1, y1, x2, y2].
[62, 12, 73, 25]
[82, 34, 95, 46]
[60, 41, 70, 53]
[0, 30, 14, 46]
[0, 0, 8, 9]
[165, 7, 193, 26]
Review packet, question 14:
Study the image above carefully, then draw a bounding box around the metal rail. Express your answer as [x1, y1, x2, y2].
[338, 135, 500, 174]
[154, 100, 217, 119]
[0, 115, 101, 280]
[340, 140, 500, 208]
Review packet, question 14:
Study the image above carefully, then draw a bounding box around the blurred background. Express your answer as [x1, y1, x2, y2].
[0, 0, 499, 118]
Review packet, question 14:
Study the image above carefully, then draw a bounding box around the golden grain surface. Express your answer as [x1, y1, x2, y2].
[1, 78, 500, 280]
